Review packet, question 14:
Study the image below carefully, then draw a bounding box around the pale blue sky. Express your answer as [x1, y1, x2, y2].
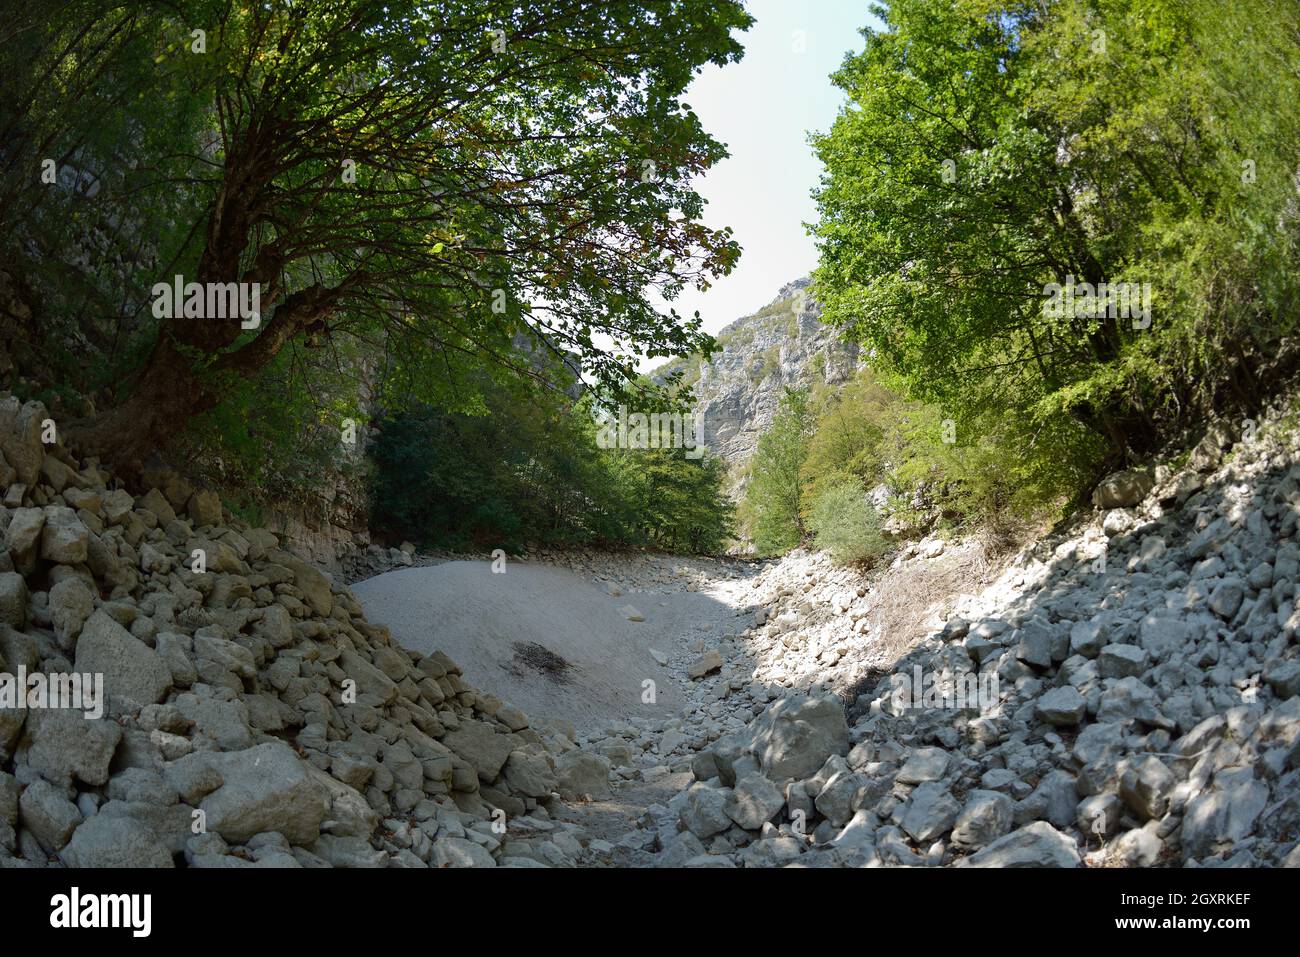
[651, 0, 880, 348]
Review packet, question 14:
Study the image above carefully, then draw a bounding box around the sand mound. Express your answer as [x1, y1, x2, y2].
[353, 561, 728, 733]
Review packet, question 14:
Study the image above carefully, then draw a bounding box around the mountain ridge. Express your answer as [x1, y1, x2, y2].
[654, 277, 862, 479]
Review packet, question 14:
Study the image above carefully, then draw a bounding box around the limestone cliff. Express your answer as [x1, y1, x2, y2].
[655, 278, 861, 480]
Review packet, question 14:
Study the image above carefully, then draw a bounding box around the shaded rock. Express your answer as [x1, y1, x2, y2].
[555, 750, 611, 801]
[283, 557, 333, 617]
[502, 751, 557, 799]
[40, 506, 89, 564]
[957, 821, 1080, 867]
[680, 782, 733, 839]
[1098, 643, 1149, 679]
[725, 773, 785, 830]
[1092, 470, 1153, 509]
[198, 742, 331, 845]
[0, 397, 48, 486]
[24, 708, 122, 786]
[186, 489, 223, 527]
[18, 778, 81, 852]
[1181, 775, 1268, 857]
[431, 836, 496, 867]
[901, 781, 959, 844]
[310, 834, 386, 868]
[74, 610, 171, 710]
[0, 571, 27, 628]
[48, 578, 95, 649]
[4, 507, 45, 554]
[60, 813, 174, 868]
[750, 694, 849, 780]
[897, 746, 950, 784]
[951, 790, 1013, 850]
[1035, 686, 1087, 726]
[688, 649, 723, 679]
[443, 719, 518, 782]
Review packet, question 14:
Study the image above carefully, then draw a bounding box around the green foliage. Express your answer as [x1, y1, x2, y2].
[892, 402, 1101, 539]
[0, 0, 756, 552]
[177, 340, 370, 510]
[0, 2, 209, 396]
[743, 366, 1096, 559]
[2, 0, 754, 464]
[741, 388, 811, 555]
[799, 373, 902, 509]
[812, 0, 1300, 472]
[370, 388, 733, 555]
[807, 478, 888, 565]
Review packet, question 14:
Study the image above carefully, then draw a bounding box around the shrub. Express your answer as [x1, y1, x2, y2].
[740, 388, 811, 554]
[807, 478, 889, 565]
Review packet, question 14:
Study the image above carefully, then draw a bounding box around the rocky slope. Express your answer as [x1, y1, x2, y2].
[553, 399, 1300, 868]
[0, 393, 613, 868]
[655, 278, 860, 477]
[4, 378, 1299, 869]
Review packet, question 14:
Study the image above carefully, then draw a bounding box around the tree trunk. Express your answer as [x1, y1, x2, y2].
[67, 281, 342, 476]
[65, 333, 222, 477]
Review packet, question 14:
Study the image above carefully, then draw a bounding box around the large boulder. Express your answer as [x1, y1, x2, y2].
[60, 814, 174, 868]
[0, 396, 48, 486]
[956, 821, 1081, 867]
[23, 708, 122, 786]
[688, 650, 723, 679]
[749, 695, 849, 780]
[48, 578, 95, 649]
[338, 648, 399, 706]
[555, 750, 611, 801]
[442, 718, 519, 782]
[900, 782, 960, 843]
[74, 610, 172, 712]
[1180, 773, 1268, 858]
[431, 836, 496, 867]
[1091, 469, 1154, 509]
[40, 506, 89, 564]
[186, 489, 223, 527]
[283, 557, 334, 617]
[951, 790, 1014, 849]
[502, 751, 558, 799]
[725, 773, 785, 830]
[18, 778, 82, 853]
[196, 742, 331, 845]
[680, 782, 733, 838]
[1035, 686, 1087, 726]
[0, 572, 27, 628]
[4, 507, 45, 554]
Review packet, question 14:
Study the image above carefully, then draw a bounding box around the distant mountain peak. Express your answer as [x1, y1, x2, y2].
[654, 276, 861, 488]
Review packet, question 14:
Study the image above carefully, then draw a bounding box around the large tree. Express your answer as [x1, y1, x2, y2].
[812, 0, 1300, 464]
[4, 0, 751, 468]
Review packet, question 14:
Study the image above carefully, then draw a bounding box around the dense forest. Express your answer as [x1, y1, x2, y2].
[0, 0, 748, 551]
[743, 0, 1300, 560]
[3, 0, 1299, 559]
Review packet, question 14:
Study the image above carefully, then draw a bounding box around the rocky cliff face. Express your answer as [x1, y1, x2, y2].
[655, 278, 861, 479]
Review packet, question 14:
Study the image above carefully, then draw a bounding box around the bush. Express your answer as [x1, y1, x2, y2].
[369, 386, 734, 555]
[807, 478, 889, 565]
[740, 388, 811, 555]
